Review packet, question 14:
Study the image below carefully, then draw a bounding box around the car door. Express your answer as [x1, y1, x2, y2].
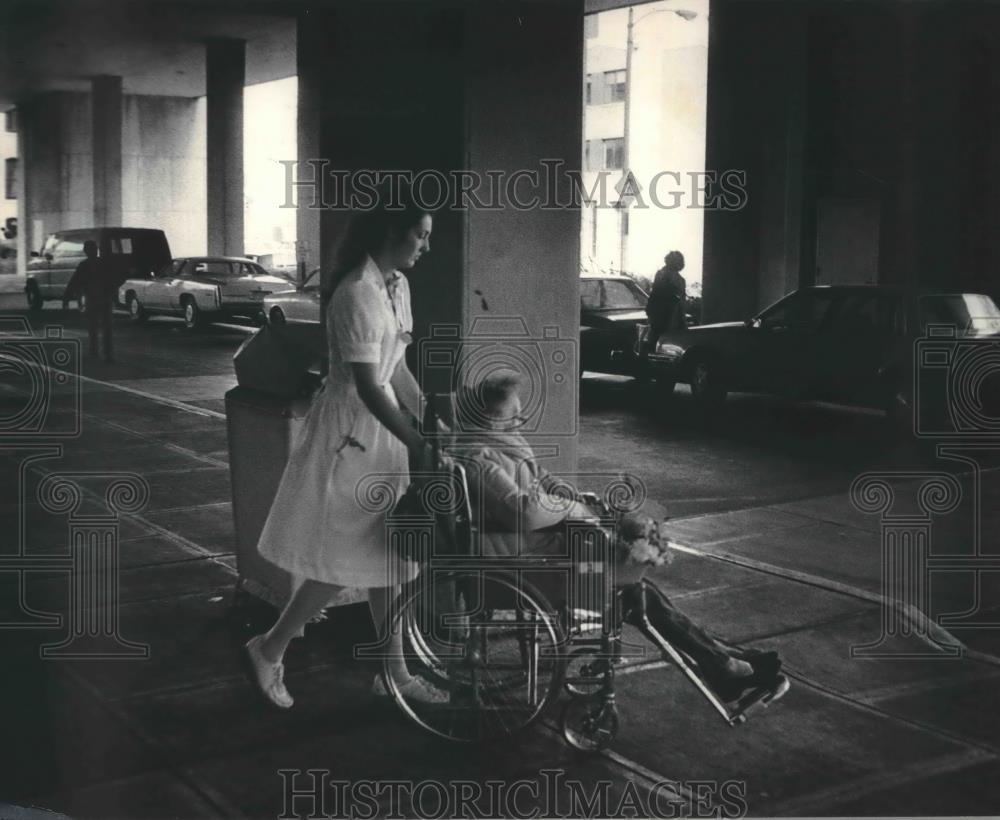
[146, 259, 185, 310]
[51, 234, 87, 296]
[817, 291, 900, 403]
[32, 234, 59, 296]
[579, 279, 606, 372]
[289, 268, 321, 323]
[752, 289, 841, 397]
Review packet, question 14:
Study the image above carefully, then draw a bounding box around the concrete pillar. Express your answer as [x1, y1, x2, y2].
[92, 76, 123, 227]
[300, 2, 583, 473]
[206, 38, 245, 256]
[464, 5, 583, 474]
[295, 19, 322, 278]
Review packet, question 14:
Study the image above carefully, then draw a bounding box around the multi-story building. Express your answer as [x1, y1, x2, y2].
[1, 108, 17, 262]
[581, 1, 708, 285]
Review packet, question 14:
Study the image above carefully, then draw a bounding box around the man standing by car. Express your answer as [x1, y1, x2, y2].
[63, 240, 120, 362]
[644, 250, 687, 351]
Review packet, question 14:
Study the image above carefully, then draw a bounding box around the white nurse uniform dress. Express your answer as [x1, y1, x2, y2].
[256, 255, 418, 588]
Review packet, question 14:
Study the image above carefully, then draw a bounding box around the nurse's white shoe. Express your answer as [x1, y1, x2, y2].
[243, 635, 294, 709]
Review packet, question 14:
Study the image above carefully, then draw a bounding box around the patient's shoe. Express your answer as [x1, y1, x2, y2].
[243, 635, 294, 709]
[709, 654, 783, 704]
[373, 673, 450, 704]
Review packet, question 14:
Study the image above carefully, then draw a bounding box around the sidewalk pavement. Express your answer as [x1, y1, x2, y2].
[2, 363, 999, 818]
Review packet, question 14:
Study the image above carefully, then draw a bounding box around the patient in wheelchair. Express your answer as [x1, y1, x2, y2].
[445, 371, 787, 706]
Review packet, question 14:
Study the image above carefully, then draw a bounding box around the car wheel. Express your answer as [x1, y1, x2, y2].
[182, 298, 204, 330]
[126, 293, 148, 324]
[268, 306, 286, 326]
[690, 356, 727, 408]
[25, 284, 43, 313]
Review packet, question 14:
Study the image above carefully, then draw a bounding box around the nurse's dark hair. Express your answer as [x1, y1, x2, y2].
[323, 180, 430, 300]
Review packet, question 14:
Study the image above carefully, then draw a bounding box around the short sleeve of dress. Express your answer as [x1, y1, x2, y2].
[331, 279, 383, 363]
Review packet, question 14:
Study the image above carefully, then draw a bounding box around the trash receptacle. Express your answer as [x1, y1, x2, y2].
[226, 324, 366, 609]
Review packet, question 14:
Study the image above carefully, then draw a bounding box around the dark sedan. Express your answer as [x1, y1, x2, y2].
[644, 285, 1000, 419]
[580, 274, 650, 377]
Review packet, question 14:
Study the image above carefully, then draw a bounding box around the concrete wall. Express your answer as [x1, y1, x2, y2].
[122, 95, 206, 257]
[20, 91, 206, 259]
[24, 92, 93, 250]
[703, 0, 1000, 322]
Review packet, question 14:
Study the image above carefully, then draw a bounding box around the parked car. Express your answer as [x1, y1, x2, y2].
[580, 274, 650, 377]
[643, 285, 1000, 418]
[25, 227, 171, 312]
[263, 267, 321, 325]
[119, 256, 295, 329]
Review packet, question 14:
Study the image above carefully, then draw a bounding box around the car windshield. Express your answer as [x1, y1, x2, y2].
[581, 279, 647, 310]
[191, 261, 241, 277]
[920, 294, 1000, 334]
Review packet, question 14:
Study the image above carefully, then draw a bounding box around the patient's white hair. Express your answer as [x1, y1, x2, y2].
[462, 370, 523, 423]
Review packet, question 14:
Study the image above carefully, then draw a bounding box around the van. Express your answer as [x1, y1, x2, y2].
[25, 227, 171, 312]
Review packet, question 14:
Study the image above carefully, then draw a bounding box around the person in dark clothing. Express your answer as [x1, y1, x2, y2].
[644, 250, 687, 352]
[63, 240, 119, 362]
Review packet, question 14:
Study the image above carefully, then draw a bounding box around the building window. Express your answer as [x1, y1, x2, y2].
[5, 158, 16, 199]
[585, 79, 592, 105]
[604, 70, 626, 103]
[603, 138, 624, 170]
[4, 109, 16, 133]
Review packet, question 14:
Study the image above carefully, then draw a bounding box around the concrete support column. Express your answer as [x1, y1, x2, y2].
[304, 2, 582, 473]
[92, 76, 123, 227]
[206, 38, 245, 256]
[295, 19, 322, 278]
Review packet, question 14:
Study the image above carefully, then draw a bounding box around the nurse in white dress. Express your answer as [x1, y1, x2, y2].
[243, 195, 445, 709]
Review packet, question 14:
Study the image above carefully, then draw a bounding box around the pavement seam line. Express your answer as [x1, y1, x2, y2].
[19, 459, 238, 574]
[782, 666, 1000, 756]
[0, 345, 228, 419]
[665, 540, 971, 657]
[90, 415, 229, 469]
[851, 667, 1000, 704]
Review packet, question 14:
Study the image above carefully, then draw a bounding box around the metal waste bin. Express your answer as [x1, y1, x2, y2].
[226, 324, 366, 609]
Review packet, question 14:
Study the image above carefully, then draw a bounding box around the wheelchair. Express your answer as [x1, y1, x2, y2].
[376, 401, 788, 751]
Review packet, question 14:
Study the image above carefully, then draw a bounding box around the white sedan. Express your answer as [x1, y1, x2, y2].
[120, 256, 295, 329]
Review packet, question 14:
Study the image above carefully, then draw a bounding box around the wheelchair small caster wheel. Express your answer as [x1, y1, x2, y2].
[561, 698, 619, 751]
[564, 649, 609, 698]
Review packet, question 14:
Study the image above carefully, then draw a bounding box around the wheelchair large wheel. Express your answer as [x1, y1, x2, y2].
[385, 570, 566, 743]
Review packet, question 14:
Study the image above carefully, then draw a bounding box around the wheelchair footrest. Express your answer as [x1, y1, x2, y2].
[728, 674, 791, 725]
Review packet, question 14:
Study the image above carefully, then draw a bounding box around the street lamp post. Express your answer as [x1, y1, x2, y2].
[619, 5, 697, 276]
